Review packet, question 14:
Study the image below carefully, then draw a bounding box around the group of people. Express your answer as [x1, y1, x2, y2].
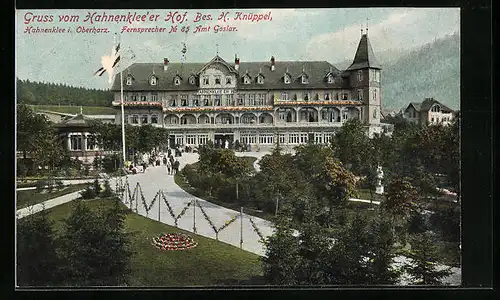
[165, 155, 180, 175]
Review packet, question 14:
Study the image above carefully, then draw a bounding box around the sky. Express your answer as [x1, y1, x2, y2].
[16, 8, 460, 90]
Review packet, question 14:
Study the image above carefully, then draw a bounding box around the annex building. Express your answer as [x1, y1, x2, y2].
[111, 32, 384, 148]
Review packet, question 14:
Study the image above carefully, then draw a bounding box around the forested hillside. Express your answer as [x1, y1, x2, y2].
[335, 33, 460, 111]
[16, 79, 113, 107]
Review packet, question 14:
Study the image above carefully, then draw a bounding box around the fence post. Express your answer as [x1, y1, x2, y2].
[240, 207, 243, 249]
[192, 198, 196, 233]
[158, 190, 161, 222]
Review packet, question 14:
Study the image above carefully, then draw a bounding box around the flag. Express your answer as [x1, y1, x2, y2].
[94, 42, 121, 84]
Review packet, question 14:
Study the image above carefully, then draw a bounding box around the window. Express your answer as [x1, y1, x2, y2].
[259, 134, 274, 144]
[226, 77, 232, 85]
[141, 95, 146, 101]
[86, 135, 97, 150]
[226, 94, 234, 106]
[243, 76, 251, 84]
[431, 117, 434, 122]
[175, 135, 184, 146]
[181, 94, 188, 106]
[141, 115, 149, 124]
[357, 70, 363, 82]
[342, 93, 348, 100]
[342, 111, 348, 122]
[131, 115, 139, 124]
[357, 89, 363, 101]
[373, 108, 377, 119]
[214, 95, 221, 106]
[248, 94, 255, 106]
[288, 133, 299, 144]
[301, 75, 308, 84]
[193, 95, 200, 106]
[279, 134, 286, 144]
[170, 95, 177, 107]
[314, 133, 323, 144]
[203, 76, 209, 85]
[334, 92, 339, 100]
[215, 76, 221, 85]
[293, 94, 298, 101]
[203, 96, 210, 106]
[189, 76, 196, 85]
[174, 77, 181, 85]
[131, 94, 138, 101]
[431, 105, 441, 112]
[257, 75, 264, 84]
[151, 115, 158, 124]
[151, 93, 158, 101]
[280, 92, 288, 101]
[242, 114, 255, 124]
[304, 93, 309, 101]
[70, 134, 82, 151]
[324, 92, 330, 100]
[284, 75, 291, 84]
[327, 75, 334, 84]
[150, 76, 157, 85]
[186, 135, 197, 145]
[373, 89, 377, 102]
[257, 93, 265, 105]
[126, 76, 132, 85]
[198, 134, 208, 145]
[237, 95, 244, 106]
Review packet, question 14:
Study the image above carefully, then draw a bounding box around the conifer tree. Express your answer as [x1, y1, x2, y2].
[404, 232, 453, 285]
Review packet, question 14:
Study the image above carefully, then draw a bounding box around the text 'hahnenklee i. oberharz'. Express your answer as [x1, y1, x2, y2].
[22, 11, 274, 34]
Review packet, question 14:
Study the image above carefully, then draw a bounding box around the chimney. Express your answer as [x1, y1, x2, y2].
[163, 58, 169, 71]
[271, 56, 275, 71]
[235, 55, 240, 71]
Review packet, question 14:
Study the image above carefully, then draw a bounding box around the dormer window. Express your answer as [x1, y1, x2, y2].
[126, 76, 132, 86]
[301, 75, 308, 84]
[257, 75, 264, 84]
[174, 76, 181, 85]
[189, 76, 196, 85]
[243, 76, 251, 84]
[150, 76, 157, 86]
[357, 70, 363, 82]
[327, 75, 335, 84]
[284, 75, 291, 84]
[226, 77, 232, 85]
[215, 76, 221, 85]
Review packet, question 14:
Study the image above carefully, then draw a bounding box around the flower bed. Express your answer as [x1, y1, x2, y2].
[151, 233, 198, 251]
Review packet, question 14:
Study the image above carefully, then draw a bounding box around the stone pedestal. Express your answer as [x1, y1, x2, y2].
[376, 185, 384, 195]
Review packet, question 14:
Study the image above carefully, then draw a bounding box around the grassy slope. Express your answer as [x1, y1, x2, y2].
[43, 199, 264, 286]
[16, 183, 89, 209]
[29, 104, 115, 115]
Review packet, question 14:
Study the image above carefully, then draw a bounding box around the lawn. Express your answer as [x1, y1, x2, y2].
[42, 198, 265, 286]
[355, 188, 385, 202]
[29, 104, 115, 115]
[16, 183, 89, 209]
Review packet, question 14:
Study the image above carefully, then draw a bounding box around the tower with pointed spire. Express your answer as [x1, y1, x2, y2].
[346, 29, 382, 128]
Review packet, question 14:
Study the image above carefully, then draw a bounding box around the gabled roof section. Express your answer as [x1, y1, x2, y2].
[346, 34, 381, 71]
[197, 55, 238, 75]
[420, 98, 453, 113]
[408, 102, 422, 112]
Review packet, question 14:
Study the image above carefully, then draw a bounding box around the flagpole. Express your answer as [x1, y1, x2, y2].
[120, 70, 126, 165]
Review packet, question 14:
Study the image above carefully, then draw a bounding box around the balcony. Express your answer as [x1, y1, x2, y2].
[112, 101, 162, 108]
[273, 99, 363, 106]
[163, 106, 274, 113]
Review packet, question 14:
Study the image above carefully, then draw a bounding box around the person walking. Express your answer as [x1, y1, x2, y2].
[173, 159, 180, 175]
[166, 160, 172, 175]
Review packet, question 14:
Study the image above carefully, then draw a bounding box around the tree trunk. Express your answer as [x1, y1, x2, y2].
[236, 181, 239, 200]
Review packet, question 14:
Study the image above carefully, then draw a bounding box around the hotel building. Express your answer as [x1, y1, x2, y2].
[111, 33, 384, 148]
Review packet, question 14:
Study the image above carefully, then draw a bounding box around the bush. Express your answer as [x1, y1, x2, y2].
[93, 178, 101, 196]
[56, 180, 64, 190]
[101, 154, 120, 174]
[80, 185, 96, 199]
[36, 180, 47, 193]
[100, 180, 113, 198]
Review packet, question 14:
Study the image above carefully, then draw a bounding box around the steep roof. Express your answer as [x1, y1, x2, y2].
[111, 57, 350, 91]
[420, 98, 453, 113]
[408, 102, 422, 111]
[346, 34, 381, 71]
